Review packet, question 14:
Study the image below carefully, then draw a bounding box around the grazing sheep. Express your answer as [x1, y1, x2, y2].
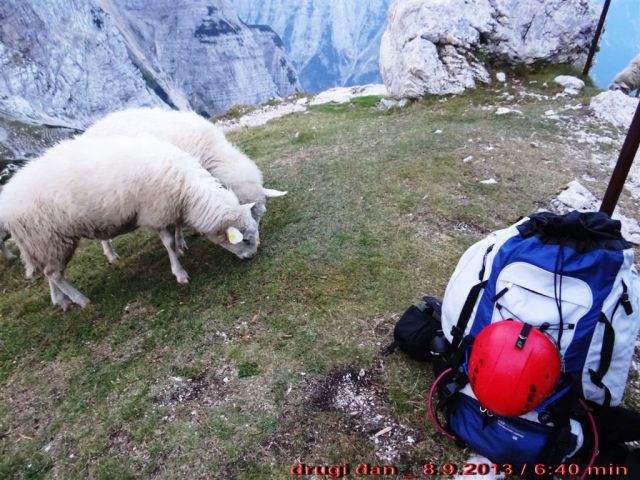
[610, 54, 640, 96]
[83, 108, 286, 261]
[0, 135, 260, 309]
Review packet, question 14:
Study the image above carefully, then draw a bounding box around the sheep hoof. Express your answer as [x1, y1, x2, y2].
[60, 298, 71, 311]
[175, 270, 190, 284]
[52, 296, 72, 311]
[54, 297, 88, 310]
[176, 241, 188, 257]
[106, 253, 119, 264]
[77, 298, 90, 308]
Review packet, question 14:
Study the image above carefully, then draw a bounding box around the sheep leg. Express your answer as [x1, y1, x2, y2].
[174, 225, 188, 256]
[159, 228, 189, 284]
[47, 271, 90, 308]
[101, 240, 119, 264]
[48, 279, 71, 311]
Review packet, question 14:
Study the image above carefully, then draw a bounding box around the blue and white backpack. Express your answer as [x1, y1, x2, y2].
[436, 211, 640, 467]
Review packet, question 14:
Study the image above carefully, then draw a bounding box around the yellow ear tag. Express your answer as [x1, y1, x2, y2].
[226, 227, 243, 245]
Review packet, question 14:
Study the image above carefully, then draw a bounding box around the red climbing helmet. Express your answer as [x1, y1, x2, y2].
[468, 320, 562, 417]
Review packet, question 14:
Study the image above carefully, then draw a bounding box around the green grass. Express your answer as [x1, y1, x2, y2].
[238, 362, 259, 378]
[1, 66, 636, 479]
[212, 104, 259, 121]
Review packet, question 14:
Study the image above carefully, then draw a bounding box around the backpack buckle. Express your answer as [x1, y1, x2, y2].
[516, 323, 533, 350]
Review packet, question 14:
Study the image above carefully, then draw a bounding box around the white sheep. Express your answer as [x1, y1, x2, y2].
[610, 54, 640, 96]
[0, 135, 260, 309]
[83, 108, 286, 262]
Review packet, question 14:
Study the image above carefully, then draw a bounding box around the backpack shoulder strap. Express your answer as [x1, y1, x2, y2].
[450, 243, 495, 349]
[451, 281, 487, 350]
[588, 313, 615, 407]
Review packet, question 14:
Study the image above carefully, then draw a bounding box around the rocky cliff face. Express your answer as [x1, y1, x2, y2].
[0, 0, 299, 129]
[232, 0, 393, 92]
[0, 0, 162, 129]
[100, 0, 300, 117]
[247, 24, 300, 101]
[380, 0, 601, 98]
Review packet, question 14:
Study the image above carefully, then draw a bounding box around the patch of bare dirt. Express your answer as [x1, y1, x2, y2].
[369, 313, 398, 347]
[2, 388, 45, 440]
[104, 427, 150, 467]
[257, 363, 429, 471]
[410, 210, 489, 241]
[106, 429, 136, 453]
[153, 371, 228, 413]
[310, 365, 420, 463]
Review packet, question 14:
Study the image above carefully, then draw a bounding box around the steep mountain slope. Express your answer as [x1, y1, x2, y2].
[232, 0, 393, 91]
[0, 0, 300, 128]
[0, 0, 162, 129]
[99, 0, 300, 116]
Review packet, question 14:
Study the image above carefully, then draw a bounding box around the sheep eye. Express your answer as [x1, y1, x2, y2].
[243, 238, 251, 245]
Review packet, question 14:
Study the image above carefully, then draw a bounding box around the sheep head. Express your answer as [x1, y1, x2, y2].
[249, 187, 288, 224]
[207, 203, 260, 259]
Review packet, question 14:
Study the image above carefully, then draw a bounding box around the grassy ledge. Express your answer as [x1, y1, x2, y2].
[1, 66, 638, 479]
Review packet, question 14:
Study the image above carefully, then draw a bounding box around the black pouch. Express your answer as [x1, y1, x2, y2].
[382, 297, 443, 361]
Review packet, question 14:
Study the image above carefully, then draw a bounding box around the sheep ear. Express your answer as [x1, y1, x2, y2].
[226, 227, 243, 244]
[241, 202, 256, 211]
[263, 188, 288, 198]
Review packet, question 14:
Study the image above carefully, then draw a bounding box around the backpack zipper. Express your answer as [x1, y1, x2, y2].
[492, 282, 513, 302]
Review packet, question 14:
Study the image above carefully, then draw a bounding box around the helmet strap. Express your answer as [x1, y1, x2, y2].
[515, 323, 533, 349]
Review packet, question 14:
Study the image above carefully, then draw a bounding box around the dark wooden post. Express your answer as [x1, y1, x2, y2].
[600, 100, 640, 216]
[583, 0, 611, 76]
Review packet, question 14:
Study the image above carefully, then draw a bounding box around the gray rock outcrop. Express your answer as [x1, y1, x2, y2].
[552, 181, 640, 244]
[590, 90, 639, 129]
[554, 75, 586, 95]
[380, 0, 601, 98]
